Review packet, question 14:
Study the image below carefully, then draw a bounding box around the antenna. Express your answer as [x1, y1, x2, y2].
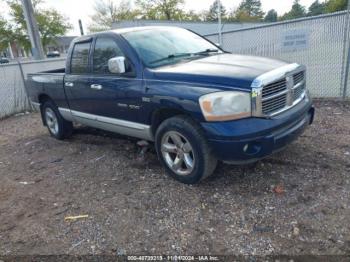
[218, 0, 222, 46]
[79, 19, 85, 36]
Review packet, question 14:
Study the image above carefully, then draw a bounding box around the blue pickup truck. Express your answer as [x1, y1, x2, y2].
[27, 26, 314, 184]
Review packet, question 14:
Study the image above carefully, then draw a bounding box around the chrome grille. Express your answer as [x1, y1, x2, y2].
[261, 79, 287, 114]
[262, 79, 287, 97]
[260, 69, 306, 116]
[293, 82, 305, 100]
[262, 93, 287, 115]
[293, 71, 304, 85]
[292, 71, 306, 101]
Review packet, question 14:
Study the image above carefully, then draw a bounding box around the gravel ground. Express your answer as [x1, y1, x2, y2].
[0, 100, 349, 257]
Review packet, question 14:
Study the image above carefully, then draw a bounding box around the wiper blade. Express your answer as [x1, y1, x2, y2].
[149, 49, 220, 65]
[194, 49, 220, 55]
[149, 53, 193, 65]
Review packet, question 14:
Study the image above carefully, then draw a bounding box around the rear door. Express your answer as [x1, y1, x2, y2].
[64, 39, 93, 113]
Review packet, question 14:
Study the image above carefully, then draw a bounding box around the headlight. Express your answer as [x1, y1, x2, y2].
[199, 91, 251, 121]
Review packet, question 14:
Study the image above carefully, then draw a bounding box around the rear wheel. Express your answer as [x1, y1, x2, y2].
[42, 100, 73, 140]
[155, 115, 217, 184]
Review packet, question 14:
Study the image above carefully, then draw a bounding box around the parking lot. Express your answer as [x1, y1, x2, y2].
[0, 100, 349, 256]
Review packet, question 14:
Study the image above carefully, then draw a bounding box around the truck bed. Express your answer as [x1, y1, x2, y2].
[39, 68, 66, 74]
[27, 69, 70, 109]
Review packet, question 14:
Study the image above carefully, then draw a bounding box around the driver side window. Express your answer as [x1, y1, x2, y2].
[93, 37, 131, 75]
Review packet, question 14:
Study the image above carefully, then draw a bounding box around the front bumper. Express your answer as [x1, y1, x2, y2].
[201, 98, 314, 163]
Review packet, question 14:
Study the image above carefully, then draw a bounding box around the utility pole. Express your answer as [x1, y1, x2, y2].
[218, 0, 222, 47]
[79, 19, 84, 36]
[21, 0, 45, 60]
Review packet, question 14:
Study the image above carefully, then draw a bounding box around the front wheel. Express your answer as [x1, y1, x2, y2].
[42, 100, 73, 140]
[155, 116, 217, 184]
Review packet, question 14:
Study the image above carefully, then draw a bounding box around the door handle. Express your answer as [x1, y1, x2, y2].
[65, 82, 74, 87]
[90, 84, 103, 90]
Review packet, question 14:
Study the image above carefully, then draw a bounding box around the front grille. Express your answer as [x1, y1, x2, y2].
[262, 79, 287, 97]
[293, 71, 304, 85]
[293, 82, 305, 100]
[262, 93, 287, 115]
[261, 70, 306, 116]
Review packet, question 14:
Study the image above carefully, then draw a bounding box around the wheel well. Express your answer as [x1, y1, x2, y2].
[38, 94, 52, 105]
[151, 108, 191, 136]
[38, 94, 52, 126]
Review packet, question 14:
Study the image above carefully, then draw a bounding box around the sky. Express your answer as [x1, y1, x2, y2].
[0, 0, 319, 36]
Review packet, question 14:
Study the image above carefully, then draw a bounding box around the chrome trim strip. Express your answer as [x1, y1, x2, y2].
[71, 110, 149, 131]
[286, 75, 294, 106]
[251, 88, 263, 116]
[251, 63, 302, 88]
[268, 91, 307, 117]
[31, 102, 41, 111]
[292, 80, 306, 90]
[89, 75, 249, 93]
[58, 108, 74, 122]
[59, 108, 153, 141]
[261, 89, 288, 102]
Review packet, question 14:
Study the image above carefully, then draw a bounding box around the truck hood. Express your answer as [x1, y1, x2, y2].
[149, 53, 289, 91]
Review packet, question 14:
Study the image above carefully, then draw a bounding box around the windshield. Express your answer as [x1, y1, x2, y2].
[121, 27, 222, 68]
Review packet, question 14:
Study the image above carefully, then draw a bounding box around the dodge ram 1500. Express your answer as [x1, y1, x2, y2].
[27, 26, 315, 184]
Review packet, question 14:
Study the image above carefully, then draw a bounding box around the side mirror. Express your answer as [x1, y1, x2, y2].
[108, 56, 126, 74]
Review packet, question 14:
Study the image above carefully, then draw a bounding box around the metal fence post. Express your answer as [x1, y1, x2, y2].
[342, 0, 350, 99]
[17, 60, 34, 111]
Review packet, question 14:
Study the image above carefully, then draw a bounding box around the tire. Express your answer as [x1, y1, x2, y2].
[42, 100, 73, 140]
[155, 115, 217, 184]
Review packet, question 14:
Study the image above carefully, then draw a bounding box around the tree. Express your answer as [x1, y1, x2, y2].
[234, 0, 265, 22]
[181, 10, 202, 21]
[325, 0, 348, 13]
[0, 16, 14, 52]
[264, 9, 278, 22]
[136, 0, 185, 20]
[5, 0, 72, 52]
[280, 0, 306, 20]
[88, 0, 139, 32]
[206, 0, 227, 21]
[308, 0, 326, 16]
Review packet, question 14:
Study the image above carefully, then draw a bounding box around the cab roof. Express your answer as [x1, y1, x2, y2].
[73, 26, 185, 43]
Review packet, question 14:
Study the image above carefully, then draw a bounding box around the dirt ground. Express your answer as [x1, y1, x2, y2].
[0, 100, 349, 257]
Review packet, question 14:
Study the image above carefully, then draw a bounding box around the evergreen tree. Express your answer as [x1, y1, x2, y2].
[206, 0, 227, 21]
[237, 0, 264, 17]
[280, 0, 307, 21]
[264, 9, 278, 22]
[308, 0, 326, 16]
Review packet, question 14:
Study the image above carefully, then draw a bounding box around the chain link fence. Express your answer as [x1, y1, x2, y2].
[205, 11, 350, 98]
[0, 63, 29, 119]
[0, 58, 65, 119]
[1, 12, 349, 119]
